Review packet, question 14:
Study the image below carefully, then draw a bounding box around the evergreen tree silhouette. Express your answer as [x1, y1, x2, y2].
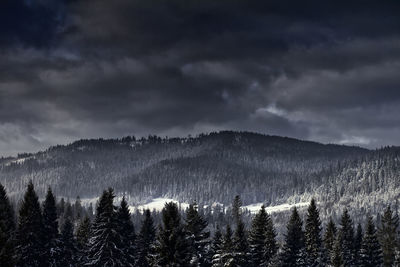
[360, 216, 382, 267]
[264, 208, 278, 265]
[221, 225, 235, 266]
[331, 237, 343, 267]
[338, 209, 355, 266]
[249, 205, 268, 266]
[0, 183, 15, 267]
[354, 223, 363, 265]
[281, 207, 306, 266]
[85, 188, 130, 266]
[378, 206, 399, 267]
[324, 218, 337, 265]
[211, 226, 223, 267]
[185, 202, 211, 266]
[15, 181, 45, 266]
[136, 209, 156, 267]
[76, 216, 91, 264]
[249, 205, 277, 266]
[154, 202, 190, 266]
[233, 219, 249, 266]
[305, 199, 322, 264]
[59, 205, 78, 266]
[117, 197, 136, 264]
[42, 187, 60, 266]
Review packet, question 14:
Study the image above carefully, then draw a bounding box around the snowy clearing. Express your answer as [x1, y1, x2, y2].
[78, 196, 309, 215]
[244, 202, 309, 214]
[130, 198, 190, 213]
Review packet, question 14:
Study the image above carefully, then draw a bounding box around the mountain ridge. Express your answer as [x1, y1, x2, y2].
[1, 130, 398, 220]
[3, 130, 371, 161]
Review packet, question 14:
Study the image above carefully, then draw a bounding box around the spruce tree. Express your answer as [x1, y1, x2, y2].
[42, 187, 60, 266]
[304, 199, 322, 265]
[230, 196, 249, 266]
[154, 202, 190, 266]
[378, 206, 399, 267]
[221, 225, 235, 266]
[249, 205, 268, 266]
[264, 208, 278, 265]
[232, 196, 242, 224]
[360, 216, 382, 267]
[354, 223, 363, 265]
[185, 203, 211, 266]
[324, 218, 337, 265]
[85, 188, 130, 266]
[15, 181, 45, 267]
[117, 197, 136, 264]
[59, 206, 78, 266]
[338, 209, 355, 266]
[74, 196, 83, 220]
[136, 209, 156, 267]
[211, 226, 223, 267]
[233, 219, 249, 266]
[0, 183, 15, 267]
[281, 207, 306, 266]
[76, 216, 91, 250]
[76, 216, 91, 264]
[331, 237, 343, 267]
[248, 205, 277, 266]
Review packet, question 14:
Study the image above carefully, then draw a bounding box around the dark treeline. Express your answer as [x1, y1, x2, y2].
[1, 183, 399, 266]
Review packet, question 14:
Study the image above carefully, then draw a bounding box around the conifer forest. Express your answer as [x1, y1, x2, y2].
[0, 181, 398, 266]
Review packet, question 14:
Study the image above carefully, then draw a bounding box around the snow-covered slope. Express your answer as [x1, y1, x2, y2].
[1, 130, 397, 218]
[244, 202, 310, 214]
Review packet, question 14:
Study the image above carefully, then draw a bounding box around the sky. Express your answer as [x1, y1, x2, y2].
[1, 0, 400, 156]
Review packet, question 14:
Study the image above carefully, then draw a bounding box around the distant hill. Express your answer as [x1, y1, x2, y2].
[2, 131, 383, 211]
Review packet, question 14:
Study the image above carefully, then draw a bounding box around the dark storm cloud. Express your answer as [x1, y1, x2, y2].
[1, 0, 400, 155]
[0, 0, 68, 48]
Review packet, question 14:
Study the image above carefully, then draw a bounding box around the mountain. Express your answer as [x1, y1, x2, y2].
[2, 130, 400, 222]
[2, 130, 386, 207]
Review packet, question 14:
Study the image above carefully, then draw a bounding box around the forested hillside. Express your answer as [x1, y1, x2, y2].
[1, 131, 398, 219]
[1, 184, 398, 266]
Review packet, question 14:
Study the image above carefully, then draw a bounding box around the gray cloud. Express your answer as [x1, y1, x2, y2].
[0, 0, 400, 156]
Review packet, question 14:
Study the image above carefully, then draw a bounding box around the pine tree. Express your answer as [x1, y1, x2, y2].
[354, 223, 363, 265]
[0, 183, 15, 267]
[378, 206, 399, 267]
[136, 209, 156, 267]
[59, 205, 78, 266]
[264, 209, 278, 265]
[229, 196, 249, 266]
[360, 216, 382, 267]
[42, 187, 60, 266]
[211, 226, 223, 267]
[304, 199, 322, 265]
[338, 209, 355, 266]
[221, 225, 235, 266]
[15, 181, 45, 267]
[324, 218, 337, 265]
[281, 207, 306, 266]
[85, 188, 130, 266]
[76, 216, 91, 250]
[76, 216, 91, 264]
[154, 201, 190, 266]
[233, 219, 249, 266]
[249, 205, 268, 266]
[58, 198, 65, 217]
[117, 197, 136, 264]
[74, 196, 83, 220]
[185, 203, 211, 266]
[331, 237, 343, 267]
[232, 196, 242, 224]
[248, 205, 277, 266]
